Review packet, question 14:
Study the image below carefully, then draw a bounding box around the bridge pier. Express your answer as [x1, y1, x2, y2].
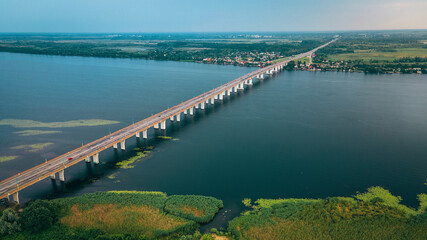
[170, 115, 174, 121]
[210, 98, 215, 104]
[195, 103, 199, 109]
[184, 109, 188, 115]
[176, 114, 181, 122]
[234, 86, 238, 93]
[219, 93, 223, 100]
[121, 140, 126, 150]
[161, 121, 166, 130]
[59, 170, 65, 182]
[205, 99, 209, 104]
[189, 107, 194, 116]
[154, 123, 159, 129]
[85, 156, 91, 162]
[257, 73, 264, 79]
[143, 130, 148, 139]
[93, 153, 99, 164]
[227, 89, 231, 96]
[201, 102, 205, 110]
[214, 95, 218, 100]
[248, 78, 253, 85]
[113, 143, 118, 149]
[50, 173, 56, 179]
[136, 132, 140, 138]
[12, 192, 19, 204]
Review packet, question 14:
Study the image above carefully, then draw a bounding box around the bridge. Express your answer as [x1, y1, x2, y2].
[0, 38, 337, 203]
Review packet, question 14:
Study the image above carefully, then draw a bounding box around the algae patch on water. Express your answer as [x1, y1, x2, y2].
[0, 156, 19, 163]
[157, 136, 173, 140]
[0, 119, 120, 128]
[156, 136, 179, 141]
[108, 173, 119, 179]
[11, 142, 53, 152]
[14, 130, 61, 136]
[116, 146, 153, 169]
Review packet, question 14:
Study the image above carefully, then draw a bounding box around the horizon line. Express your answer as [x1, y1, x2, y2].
[0, 28, 426, 35]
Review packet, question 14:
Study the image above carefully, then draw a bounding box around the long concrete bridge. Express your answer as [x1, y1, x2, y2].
[0, 38, 337, 203]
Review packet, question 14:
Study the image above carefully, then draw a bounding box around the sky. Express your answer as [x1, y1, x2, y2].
[0, 0, 426, 33]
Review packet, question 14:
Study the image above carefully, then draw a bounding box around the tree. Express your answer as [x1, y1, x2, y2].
[285, 61, 296, 70]
[20, 200, 58, 233]
[0, 208, 21, 235]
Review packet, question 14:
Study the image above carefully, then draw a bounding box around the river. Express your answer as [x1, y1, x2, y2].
[0, 52, 426, 229]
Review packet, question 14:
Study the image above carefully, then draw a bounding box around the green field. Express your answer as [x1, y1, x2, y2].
[328, 48, 427, 62]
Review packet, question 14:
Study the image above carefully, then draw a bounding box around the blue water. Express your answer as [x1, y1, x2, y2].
[1, 52, 426, 229]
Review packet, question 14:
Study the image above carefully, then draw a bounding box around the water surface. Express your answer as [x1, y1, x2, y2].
[1, 52, 426, 229]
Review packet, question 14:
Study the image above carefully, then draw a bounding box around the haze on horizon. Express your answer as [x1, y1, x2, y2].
[0, 0, 426, 33]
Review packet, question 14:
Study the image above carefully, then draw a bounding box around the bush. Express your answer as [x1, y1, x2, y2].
[354, 186, 416, 216]
[20, 200, 59, 233]
[165, 195, 223, 223]
[0, 208, 21, 235]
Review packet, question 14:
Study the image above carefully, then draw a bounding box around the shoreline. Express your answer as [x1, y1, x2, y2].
[1, 50, 424, 75]
[1, 187, 425, 239]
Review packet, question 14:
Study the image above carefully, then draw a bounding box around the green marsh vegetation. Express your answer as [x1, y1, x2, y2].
[0, 119, 120, 128]
[13, 130, 61, 136]
[1, 187, 425, 239]
[229, 186, 427, 240]
[1, 191, 223, 240]
[11, 142, 53, 152]
[0, 156, 19, 163]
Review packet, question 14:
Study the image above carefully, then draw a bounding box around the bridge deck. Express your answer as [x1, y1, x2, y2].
[0, 39, 337, 200]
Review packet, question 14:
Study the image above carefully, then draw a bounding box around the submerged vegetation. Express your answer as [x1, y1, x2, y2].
[115, 146, 153, 169]
[107, 173, 118, 180]
[157, 136, 173, 140]
[13, 130, 61, 136]
[11, 142, 53, 152]
[0, 156, 19, 163]
[0, 119, 120, 128]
